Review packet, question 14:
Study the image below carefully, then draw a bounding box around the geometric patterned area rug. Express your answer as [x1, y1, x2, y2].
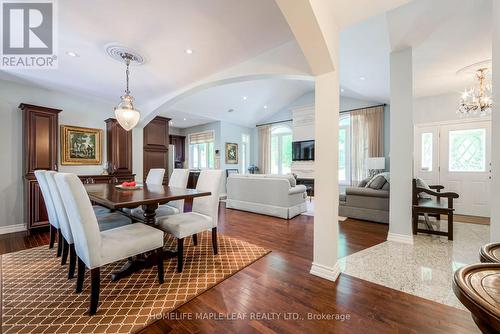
[1, 232, 270, 334]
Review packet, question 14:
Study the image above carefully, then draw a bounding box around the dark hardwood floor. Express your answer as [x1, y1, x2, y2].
[0, 205, 478, 334]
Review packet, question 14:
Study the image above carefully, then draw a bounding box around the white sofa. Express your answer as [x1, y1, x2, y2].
[226, 174, 307, 219]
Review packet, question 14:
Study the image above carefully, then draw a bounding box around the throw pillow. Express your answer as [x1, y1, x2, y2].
[382, 182, 390, 191]
[367, 175, 387, 190]
[358, 177, 371, 187]
[415, 177, 432, 199]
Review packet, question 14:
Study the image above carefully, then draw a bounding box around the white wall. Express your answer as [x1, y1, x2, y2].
[258, 92, 384, 124]
[169, 126, 183, 136]
[340, 96, 380, 111]
[413, 92, 461, 124]
[219, 122, 254, 173]
[0, 79, 118, 228]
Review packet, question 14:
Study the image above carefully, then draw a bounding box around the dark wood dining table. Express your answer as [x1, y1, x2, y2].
[84, 183, 211, 280]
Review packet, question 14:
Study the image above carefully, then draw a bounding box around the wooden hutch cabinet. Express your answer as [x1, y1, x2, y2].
[143, 116, 170, 184]
[105, 118, 133, 174]
[22, 112, 135, 232]
[20, 103, 61, 230]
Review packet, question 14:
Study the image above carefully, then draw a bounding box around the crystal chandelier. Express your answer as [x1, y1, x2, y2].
[114, 52, 141, 131]
[457, 68, 493, 117]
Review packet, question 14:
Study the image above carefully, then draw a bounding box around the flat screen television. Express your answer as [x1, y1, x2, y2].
[292, 140, 315, 161]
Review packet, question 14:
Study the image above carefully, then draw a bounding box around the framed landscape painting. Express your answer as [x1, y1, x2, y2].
[61, 125, 102, 165]
[225, 142, 238, 164]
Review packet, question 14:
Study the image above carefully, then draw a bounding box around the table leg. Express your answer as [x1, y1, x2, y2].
[111, 252, 178, 281]
[111, 203, 160, 281]
[142, 203, 159, 224]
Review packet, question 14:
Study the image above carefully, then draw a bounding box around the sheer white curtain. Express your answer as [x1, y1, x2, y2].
[258, 125, 271, 174]
[351, 106, 384, 185]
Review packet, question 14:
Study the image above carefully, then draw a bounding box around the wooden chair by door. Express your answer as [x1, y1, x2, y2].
[412, 179, 459, 240]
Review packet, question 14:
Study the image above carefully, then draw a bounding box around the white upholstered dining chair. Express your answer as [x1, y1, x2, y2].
[157, 169, 223, 273]
[54, 173, 165, 315]
[35, 170, 113, 257]
[145, 168, 166, 185]
[34, 170, 60, 255]
[46, 171, 134, 278]
[131, 168, 189, 219]
[156, 168, 190, 217]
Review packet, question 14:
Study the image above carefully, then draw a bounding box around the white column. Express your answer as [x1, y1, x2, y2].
[491, 2, 500, 242]
[310, 71, 341, 280]
[275, 0, 341, 281]
[388, 48, 414, 244]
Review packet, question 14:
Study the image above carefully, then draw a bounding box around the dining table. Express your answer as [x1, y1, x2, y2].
[84, 182, 211, 280]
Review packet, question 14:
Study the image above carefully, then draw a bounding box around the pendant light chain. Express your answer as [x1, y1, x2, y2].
[123, 53, 132, 95]
[114, 51, 141, 131]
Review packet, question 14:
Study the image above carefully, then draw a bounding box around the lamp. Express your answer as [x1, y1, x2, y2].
[114, 52, 141, 131]
[366, 157, 385, 177]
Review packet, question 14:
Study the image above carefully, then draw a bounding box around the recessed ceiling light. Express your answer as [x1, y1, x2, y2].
[228, 109, 234, 113]
[263, 105, 268, 109]
[183, 118, 187, 121]
[185, 49, 194, 54]
[242, 96, 247, 101]
[340, 88, 345, 93]
[66, 51, 79, 57]
[360, 76, 366, 81]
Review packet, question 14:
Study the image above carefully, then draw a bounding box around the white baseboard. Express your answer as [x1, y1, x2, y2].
[0, 224, 26, 235]
[387, 232, 414, 244]
[310, 261, 341, 282]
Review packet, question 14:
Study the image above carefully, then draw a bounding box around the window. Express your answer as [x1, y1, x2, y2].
[449, 128, 486, 172]
[339, 115, 351, 185]
[188, 131, 215, 169]
[421, 132, 433, 171]
[241, 134, 250, 174]
[270, 125, 292, 174]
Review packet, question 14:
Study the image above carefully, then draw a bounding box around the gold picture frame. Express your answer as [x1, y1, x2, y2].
[61, 125, 102, 165]
[225, 142, 238, 164]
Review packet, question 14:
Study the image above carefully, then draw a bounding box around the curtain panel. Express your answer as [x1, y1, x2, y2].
[258, 124, 272, 174]
[351, 106, 385, 185]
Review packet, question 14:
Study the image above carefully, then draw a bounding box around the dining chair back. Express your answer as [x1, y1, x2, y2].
[34, 170, 59, 229]
[145, 168, 165, 185]
[55, 173, 102, 269]
[167, 169, 190, 211]
[192, 170, 223, 227]
[46, 171, 74, 244]
[34, 170, 60, 251]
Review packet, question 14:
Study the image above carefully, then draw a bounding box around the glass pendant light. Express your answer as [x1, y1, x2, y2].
[114, 53, 140, 131]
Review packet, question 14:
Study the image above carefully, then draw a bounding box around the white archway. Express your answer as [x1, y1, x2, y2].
[140, 73, 314, 126]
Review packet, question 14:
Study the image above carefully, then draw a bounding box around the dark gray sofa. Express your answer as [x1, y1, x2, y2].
[339, 175, 389, 224]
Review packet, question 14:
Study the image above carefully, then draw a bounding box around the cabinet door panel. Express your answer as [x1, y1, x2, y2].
[27, 111, 58, 173]
[144, 150, 168, 184]
[144, 121, 168, 148]
[28, 180, 49, 228]
[106, 119, 133, 174]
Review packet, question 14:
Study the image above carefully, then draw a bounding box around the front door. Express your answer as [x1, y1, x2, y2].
[439, 122, 491, 217]
[414, 121, 491, 217]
